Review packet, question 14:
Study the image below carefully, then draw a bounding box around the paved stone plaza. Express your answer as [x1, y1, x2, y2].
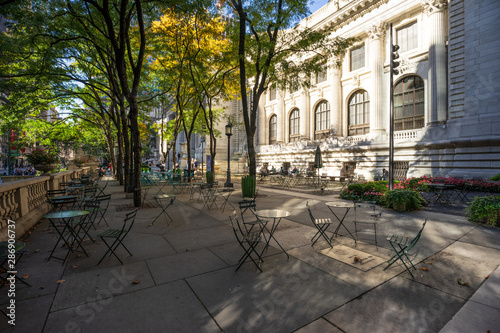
[1, 178, 499, 332]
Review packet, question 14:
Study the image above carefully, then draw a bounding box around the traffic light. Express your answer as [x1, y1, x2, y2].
[391, 44, 400, 75]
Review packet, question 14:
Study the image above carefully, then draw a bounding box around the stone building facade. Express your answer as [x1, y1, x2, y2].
[255, 0, 500, 180]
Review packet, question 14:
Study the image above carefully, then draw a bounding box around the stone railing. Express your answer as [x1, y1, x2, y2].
[0, 168, 89, 241]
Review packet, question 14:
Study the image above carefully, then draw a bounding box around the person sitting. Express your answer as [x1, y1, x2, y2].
[382, 168, 389, 180]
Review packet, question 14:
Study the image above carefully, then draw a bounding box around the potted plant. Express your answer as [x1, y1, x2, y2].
[466, 195, 500, 226]
[382, 189, 425, 212]
[241, 175, 256, 198]
[25, 147, 60, 175]
[74, 157, 88, 167]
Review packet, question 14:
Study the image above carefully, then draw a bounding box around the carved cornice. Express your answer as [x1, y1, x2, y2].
[421, 0, 447, 16]
[366, 21, 387, 40]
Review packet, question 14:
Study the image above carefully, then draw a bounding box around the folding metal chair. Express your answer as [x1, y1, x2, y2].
[50, 196, 78, 212]
[75, 200, 102, 243]
[151, 194, 176, 225]
[97, 209, 138, 265]
[96, 180, 109, 196]
[238, 200, 263, 233]
[93, 194, 111, 226]
[353, 201, 382, 247]
[202, 187, 218, 209]
[306, 201, 333, 248]
[229, 211, 263, 272]
[384, 218, 427, 279]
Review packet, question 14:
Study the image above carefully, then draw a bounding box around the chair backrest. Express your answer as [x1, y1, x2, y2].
[408, 218, 427, 250]
[82, 200, 101, 224]
[94, 194, 111, 209]
[305, 201, 316, 223]
[121, 209, 139, 235]
[84, 187, 98, 198]
[353, 200, 377, 220]
[56, 197, 78, 211]
[238, 200, 256, 223]
[47, 189, 66, 198]
[97, 180, 109, 195]
[229, 210, 245, 240]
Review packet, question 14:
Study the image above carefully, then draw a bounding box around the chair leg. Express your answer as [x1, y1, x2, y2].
[97, 237, 123, 265]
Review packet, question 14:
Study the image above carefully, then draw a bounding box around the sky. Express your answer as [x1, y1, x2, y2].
[308, 0, 330, 14]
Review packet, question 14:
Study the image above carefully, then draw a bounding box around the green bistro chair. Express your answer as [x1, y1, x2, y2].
[97, 209, 138, 265]
[384, 218, 427, 279]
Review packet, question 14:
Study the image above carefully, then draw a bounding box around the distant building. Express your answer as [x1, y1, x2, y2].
[253, 0, 500, 179]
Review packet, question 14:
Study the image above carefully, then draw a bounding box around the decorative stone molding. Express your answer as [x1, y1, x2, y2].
[398, 57, 414, 75]
[352, 73, 361, 88]
[366, 21, 387, 40]
[421, 0, 447, 15]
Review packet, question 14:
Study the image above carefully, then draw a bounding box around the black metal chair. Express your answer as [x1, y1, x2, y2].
[384, 218, 427, 279]
[97, 209, 138, 265]
[229, 211, 263, 272]
[93, 194, 112, 226]
[353, 201, 382, 247]
[306, 201, 333, 248]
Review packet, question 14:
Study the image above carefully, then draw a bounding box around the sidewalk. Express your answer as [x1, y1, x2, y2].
[1, 178, 499, 332]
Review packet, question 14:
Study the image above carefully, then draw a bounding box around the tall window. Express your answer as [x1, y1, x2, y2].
[397, 21, 418, 53]
[350, 44, 365, 71]
[348, 90, 370, 136]
[316, 63, 327, 84]
[289, 108, 300, 142]
[394, 75, 424, 130]
[315, 101, 330, 140]
[269, 114, 277, 144]
[269, 87, 277, 101]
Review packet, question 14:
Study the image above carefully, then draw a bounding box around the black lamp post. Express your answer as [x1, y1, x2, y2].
[201, 135, 205, 178]
[224, 122, 233, 187]
[166, 142, 172, 171]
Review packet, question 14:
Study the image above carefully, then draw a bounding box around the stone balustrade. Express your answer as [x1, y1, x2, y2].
[0, 168, 89, 241]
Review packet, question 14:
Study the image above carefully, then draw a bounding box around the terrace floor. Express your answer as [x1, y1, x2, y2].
[1, 177, 499, 332]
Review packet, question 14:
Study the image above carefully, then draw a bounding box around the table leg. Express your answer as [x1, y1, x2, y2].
[327, 207, 357, 243]
[260, 218, 289, 260]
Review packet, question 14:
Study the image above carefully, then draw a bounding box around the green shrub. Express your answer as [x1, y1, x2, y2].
[466, 195, 500, 226]
[339, 181, 388, 203]
[382, 189, 425, 212]
[490, 173, 500, 181]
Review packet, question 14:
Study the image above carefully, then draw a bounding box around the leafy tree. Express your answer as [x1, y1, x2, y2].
[226, 0, 356, 176]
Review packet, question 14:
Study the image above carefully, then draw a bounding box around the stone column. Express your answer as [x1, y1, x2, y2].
[276, 90, 285, 143]
[422, 0, 448, 125]
[300, 89, 310, 140]
[366, 21, 387, 133]
[257, 98, 267, 146]
[329, 57, 343, 137]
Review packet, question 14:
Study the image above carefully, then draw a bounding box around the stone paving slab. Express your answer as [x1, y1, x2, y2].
[294, 318, 343, 333]
[52, 261, 155, 311]
[163, 225, 235, 252]
[43, 281, 221, 333]
[146, 248, 229, 285]
[186, 254, 364, 333]
[0, 294, 53, 332]
[324, 276, 465, 333]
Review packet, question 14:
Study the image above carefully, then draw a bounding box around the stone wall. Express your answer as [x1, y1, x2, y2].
[0, 168, 89, 241]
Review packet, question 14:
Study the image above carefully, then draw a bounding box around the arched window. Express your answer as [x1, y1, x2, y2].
[394, 75, 424, 130]
[314, 101, 330, 140]
[348, 90, 370, 136]
[269, 114, 277, 144]
[289, 108, 300, 142]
